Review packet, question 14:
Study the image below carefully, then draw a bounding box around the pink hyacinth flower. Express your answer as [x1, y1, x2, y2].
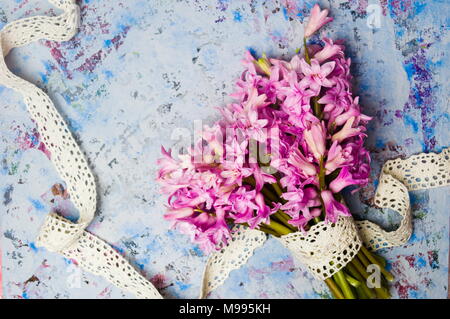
[157, 146, 180, 178]
[229, 187, 258, 223]
[325, 141, 353, 174]
[164, 207, 194, 220]
[251, 163, 277, 192]
[313, 38, 344, 63]
[318, 79, 351, 112]
[304, 4, 334, 38]
[252, 193, 272, 227]
[281, 188, 305, 203]
[334, 107, 362, 127]
[321, 190, 350, 223]
[271, 54, 303, 74]
[278, 70, 314, 108]
[332, 116, 362, 143]
[300, 59, 335, 94]
[288, 207, 321, 231]
[288, 148, 317, 176]
[244, 87, 269, 111]
[334, 97, 372, 126]
[330, 166, 368, 193]
[202, 124, 224, 162]
[304, 122, 326, 160]
[241, 50, 258, 75]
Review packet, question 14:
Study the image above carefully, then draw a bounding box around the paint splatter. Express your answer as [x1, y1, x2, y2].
[3, 185, 13, 205]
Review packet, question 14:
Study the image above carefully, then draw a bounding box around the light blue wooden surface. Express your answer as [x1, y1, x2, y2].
[1, 0, 449, 298]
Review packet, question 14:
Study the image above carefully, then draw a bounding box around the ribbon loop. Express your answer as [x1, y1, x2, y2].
[356, 148, 450, 251]
[200, 226, 267, 298]
[36, 213, 87, 253]
[36, 213, 163, 299]
[278, 216, 362, 280]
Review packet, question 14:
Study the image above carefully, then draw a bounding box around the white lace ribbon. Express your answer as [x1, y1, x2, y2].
[278, 216, 362, 281]
[201, 148, 450, 297]
[199, 225, 267, 299]
[355, 149, 450, 250]
[0, 0, 162, 299]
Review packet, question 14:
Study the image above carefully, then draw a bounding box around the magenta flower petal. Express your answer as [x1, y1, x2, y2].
[304, 122, 326, 160]
[314, 38, 344, 63]
[332, 116, 362, 143]
[330, 166, 368, 193]
[288, 148, 317, 176]
[304, 4, 334, 38]
[164, 207, 194, 220]
[321, 190, 350, 223]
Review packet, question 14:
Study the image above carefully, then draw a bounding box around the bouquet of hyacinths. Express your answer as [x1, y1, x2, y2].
[157, 4, 394, 299]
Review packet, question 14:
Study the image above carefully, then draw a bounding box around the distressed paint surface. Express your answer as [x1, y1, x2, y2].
[0, 0, 449, 299]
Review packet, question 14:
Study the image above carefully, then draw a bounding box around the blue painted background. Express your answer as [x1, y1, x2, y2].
[0, 0, 449, 299]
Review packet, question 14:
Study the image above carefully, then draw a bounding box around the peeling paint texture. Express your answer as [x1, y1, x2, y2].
[0, 0, 449, 299]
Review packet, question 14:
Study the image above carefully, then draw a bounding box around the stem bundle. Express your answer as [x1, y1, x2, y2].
[256, 179, 394, 299]
[261, 216, 393, 299]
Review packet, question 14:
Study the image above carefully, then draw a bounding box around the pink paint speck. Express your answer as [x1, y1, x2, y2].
[43, 41, 73, 79]
[76, 49, 104, 73]
[150, 273, 167, 289]
[394, 281, 419, 299]
[75, 26, 130, 73]
[404, 254, 416, 268]
[269, 259, 295, 272]
[98, 286, 112, 298]
[15, 127, 51, 159]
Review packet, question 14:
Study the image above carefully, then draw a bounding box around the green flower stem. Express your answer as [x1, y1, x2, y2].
[345, 263, 376, 299]
[270, 214, 287, 226]
[349, 258, 390, 299]
[350, 257, 370, 279]
[374, 286, 391, 299]
[263, 197, 275, 207]
[268, 219, 292, 236]
[374, 254, 387, 268]
[356, 250, 371, 268]
[276, 210, 290, 223]
[318, 157, 326, 190]
[313, 96, 322, 120]
[271, 182, 284, 197]
[271, 214, 296, 233]
[314, 157, 327, 221]
[274, 211, 297, 232]
[356, 286, 369, 299]
[324, 278, 345, 299]
[334, 270, 356, 299]
[261, 186, 278, 202]
[245, 222, 280, 237]
[360, 246, 395, 282]
[258, 224, 280, 237]
[329, 122, 336, 135]
[303, 37, 311, 64]
[344, 272, 361, 288]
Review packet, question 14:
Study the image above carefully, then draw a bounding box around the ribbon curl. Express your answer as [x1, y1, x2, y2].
[0, 0, 162, 299]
